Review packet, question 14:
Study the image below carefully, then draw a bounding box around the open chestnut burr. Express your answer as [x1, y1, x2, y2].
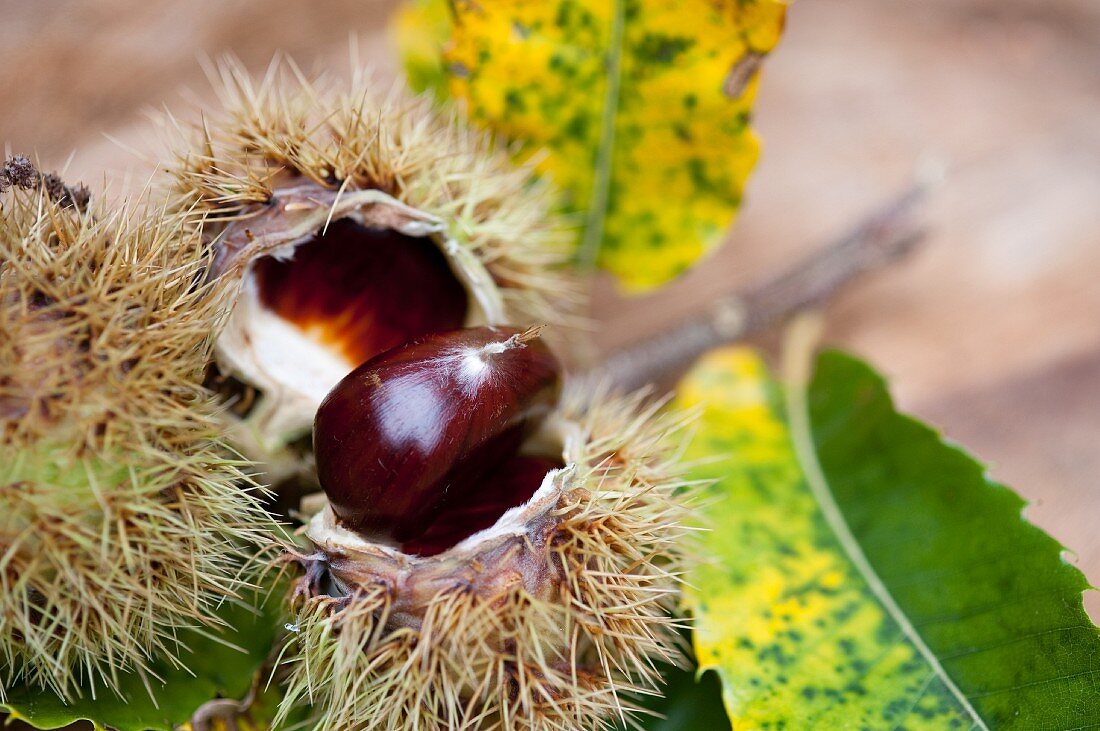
[167, 58, 692, 731]
[284, 321, 692, 730]
[168, 62, 575, 481]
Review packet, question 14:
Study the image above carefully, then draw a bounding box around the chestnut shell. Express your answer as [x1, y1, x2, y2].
[313, 327, 561, 542]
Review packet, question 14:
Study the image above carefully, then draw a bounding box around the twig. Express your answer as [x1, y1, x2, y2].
[582, 180, 931, 393]
[190, 682, 257, 731]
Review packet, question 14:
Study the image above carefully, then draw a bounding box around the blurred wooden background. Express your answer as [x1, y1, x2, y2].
[2, 0, 1097, 629]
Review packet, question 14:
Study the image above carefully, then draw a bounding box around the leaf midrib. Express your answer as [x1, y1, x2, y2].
[782, 327, 989, 730]
[576, 0, 625, 271]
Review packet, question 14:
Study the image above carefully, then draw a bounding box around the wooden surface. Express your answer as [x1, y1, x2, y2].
[2, 0, 1097, 629]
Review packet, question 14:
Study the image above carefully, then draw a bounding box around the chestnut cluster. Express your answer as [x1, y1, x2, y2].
[1, 56, 687, 731]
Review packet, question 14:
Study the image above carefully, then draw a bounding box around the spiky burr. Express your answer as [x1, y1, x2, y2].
[0, 181, 271, 701]
[280, 368, 695, 730]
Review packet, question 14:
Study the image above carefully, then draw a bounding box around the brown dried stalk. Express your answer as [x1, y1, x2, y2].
[585, 180, 931, 393]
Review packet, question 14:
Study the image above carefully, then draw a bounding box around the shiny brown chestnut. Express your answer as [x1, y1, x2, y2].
[313, 326, 561, 543]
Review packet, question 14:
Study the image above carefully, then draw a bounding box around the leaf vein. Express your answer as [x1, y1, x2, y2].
[965, 668, 1100, 700]
[891, 670, 938, 731]
[938, 624, 1097, 662]
[577, 0, 625, 271]
[783, 323, 989, 729]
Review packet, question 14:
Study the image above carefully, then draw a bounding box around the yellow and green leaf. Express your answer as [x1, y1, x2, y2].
[675, 347, 1100, 728]
[394, 0, 787, 291]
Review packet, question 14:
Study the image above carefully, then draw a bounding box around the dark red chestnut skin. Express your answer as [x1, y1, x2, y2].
[400, 455, 564, 557]
[314, 327, 561, 542]
[255, 218, 469, 367]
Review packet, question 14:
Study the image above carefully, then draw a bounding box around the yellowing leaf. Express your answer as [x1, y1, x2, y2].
[677, 350, 960, 728]
[675, 348, 1100, 728]
[393, 0, 453, 97]
[395, 0, 787, 290]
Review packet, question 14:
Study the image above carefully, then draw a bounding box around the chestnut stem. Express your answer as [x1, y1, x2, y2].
[584, 178, 933, 393]
[190, 684, 256, 731]
[498, 325, 544, 351]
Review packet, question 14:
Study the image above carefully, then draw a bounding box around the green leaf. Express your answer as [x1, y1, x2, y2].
[1, 580, 289, 731]
[628, 666, 732, 731]
[675, 347, 1100, 728]
[394, 0, 786, 291]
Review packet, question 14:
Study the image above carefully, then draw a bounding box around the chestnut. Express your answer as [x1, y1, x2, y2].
[292, 329, 692, 731]
[313, 326, 561, 542]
